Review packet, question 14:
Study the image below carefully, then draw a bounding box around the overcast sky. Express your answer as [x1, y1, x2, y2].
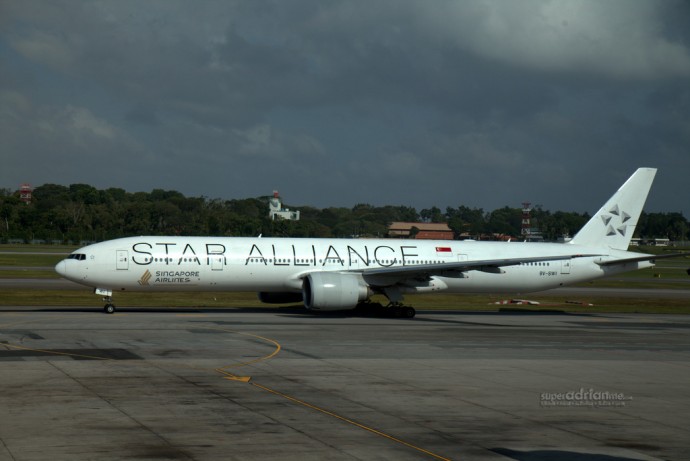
[2, 0, 689, 216]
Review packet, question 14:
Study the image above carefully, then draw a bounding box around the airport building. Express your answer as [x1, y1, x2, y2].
[268, 191, 300, 221]
[388, 222, 454, 240]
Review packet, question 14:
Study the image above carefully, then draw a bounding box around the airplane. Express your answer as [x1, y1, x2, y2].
[55, 167, 681, 317]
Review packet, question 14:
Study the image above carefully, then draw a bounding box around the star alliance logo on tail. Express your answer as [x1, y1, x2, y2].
[601, 203, 632, 237]
[138, 270, 152, 286]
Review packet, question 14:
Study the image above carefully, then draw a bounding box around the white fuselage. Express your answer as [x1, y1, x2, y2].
[55, 236, 652, 295]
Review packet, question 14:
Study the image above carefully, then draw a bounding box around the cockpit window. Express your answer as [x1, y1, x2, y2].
[68, 253, 87, 261]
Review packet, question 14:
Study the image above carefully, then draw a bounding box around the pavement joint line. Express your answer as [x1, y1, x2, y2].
[0, 321, 284, 375]
[250, 381, 453, 461]
[0, 313, 60, 329]
[46, 360, 196, 461]
[0, 430, 17, 461]
[1, 342, 113, 360]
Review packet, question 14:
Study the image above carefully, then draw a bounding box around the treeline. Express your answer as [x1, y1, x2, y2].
[0, 184, 687, 244]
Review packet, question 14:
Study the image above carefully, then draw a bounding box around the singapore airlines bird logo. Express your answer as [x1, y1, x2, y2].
[138, 270, 152, 286]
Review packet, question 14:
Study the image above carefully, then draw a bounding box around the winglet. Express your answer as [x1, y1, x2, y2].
[569, 168, 656, 250]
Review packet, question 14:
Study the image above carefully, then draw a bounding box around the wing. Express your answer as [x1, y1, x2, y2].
[357, 254, 596, 285]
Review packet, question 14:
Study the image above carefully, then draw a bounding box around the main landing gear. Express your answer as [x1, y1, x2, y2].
[378, 286, 416, 318]
[354, 301, 416, 319]
[389, 303, 416, 319]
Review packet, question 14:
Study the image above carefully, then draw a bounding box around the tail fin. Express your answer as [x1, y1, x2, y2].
[569, 168, 656, 250]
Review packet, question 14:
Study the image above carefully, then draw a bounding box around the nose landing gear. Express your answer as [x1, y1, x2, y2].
[104, 302, 116, 314]
[95, 288, 116, 314]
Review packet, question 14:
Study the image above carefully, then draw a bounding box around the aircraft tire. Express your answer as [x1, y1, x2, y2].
[104, 304, 116, 314]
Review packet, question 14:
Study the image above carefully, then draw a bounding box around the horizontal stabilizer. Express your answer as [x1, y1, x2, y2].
[596, 252, 689, 267]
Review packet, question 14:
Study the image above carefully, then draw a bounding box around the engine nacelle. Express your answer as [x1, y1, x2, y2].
[303, 272, 371, 311]
[257, 292, 304, 304]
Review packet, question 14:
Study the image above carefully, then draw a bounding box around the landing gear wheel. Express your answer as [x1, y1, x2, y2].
[387, 305, 415, 319]
[104, 304, 116, 314]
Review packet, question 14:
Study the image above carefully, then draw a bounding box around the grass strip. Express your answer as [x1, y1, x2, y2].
[1, 290, 688, 314]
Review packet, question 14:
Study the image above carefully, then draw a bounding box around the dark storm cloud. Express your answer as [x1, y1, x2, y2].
[1, 0, 689, 215]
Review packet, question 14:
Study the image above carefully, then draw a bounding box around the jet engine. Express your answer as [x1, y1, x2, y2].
[302, 272, 371, 311]
[257, 292, 304, 304]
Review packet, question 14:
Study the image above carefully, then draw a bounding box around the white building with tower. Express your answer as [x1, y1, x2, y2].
[269, 191, 300, 221]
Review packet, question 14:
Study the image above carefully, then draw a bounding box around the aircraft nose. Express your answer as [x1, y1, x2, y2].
[55, 260, 67, 278]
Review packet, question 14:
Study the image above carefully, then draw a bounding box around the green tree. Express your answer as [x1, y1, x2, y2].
[446, 206, 486, 238]
[486, 207, 521, 235]
[420, 206, 444, 223]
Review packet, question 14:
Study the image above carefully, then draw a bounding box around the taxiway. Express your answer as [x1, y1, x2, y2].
[0, 308, 688, 460]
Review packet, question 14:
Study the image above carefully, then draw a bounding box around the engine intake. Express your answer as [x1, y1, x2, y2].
[303, 272, 371, 311]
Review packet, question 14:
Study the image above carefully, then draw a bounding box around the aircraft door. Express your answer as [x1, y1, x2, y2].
[561, 260, 571, 274]
[116, 250, 129, 270]
[211, 255, 224, 271]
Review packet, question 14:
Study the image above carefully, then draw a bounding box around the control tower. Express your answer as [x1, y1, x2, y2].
[19, 184, 32, 204]
[521, 202, 531, 238]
